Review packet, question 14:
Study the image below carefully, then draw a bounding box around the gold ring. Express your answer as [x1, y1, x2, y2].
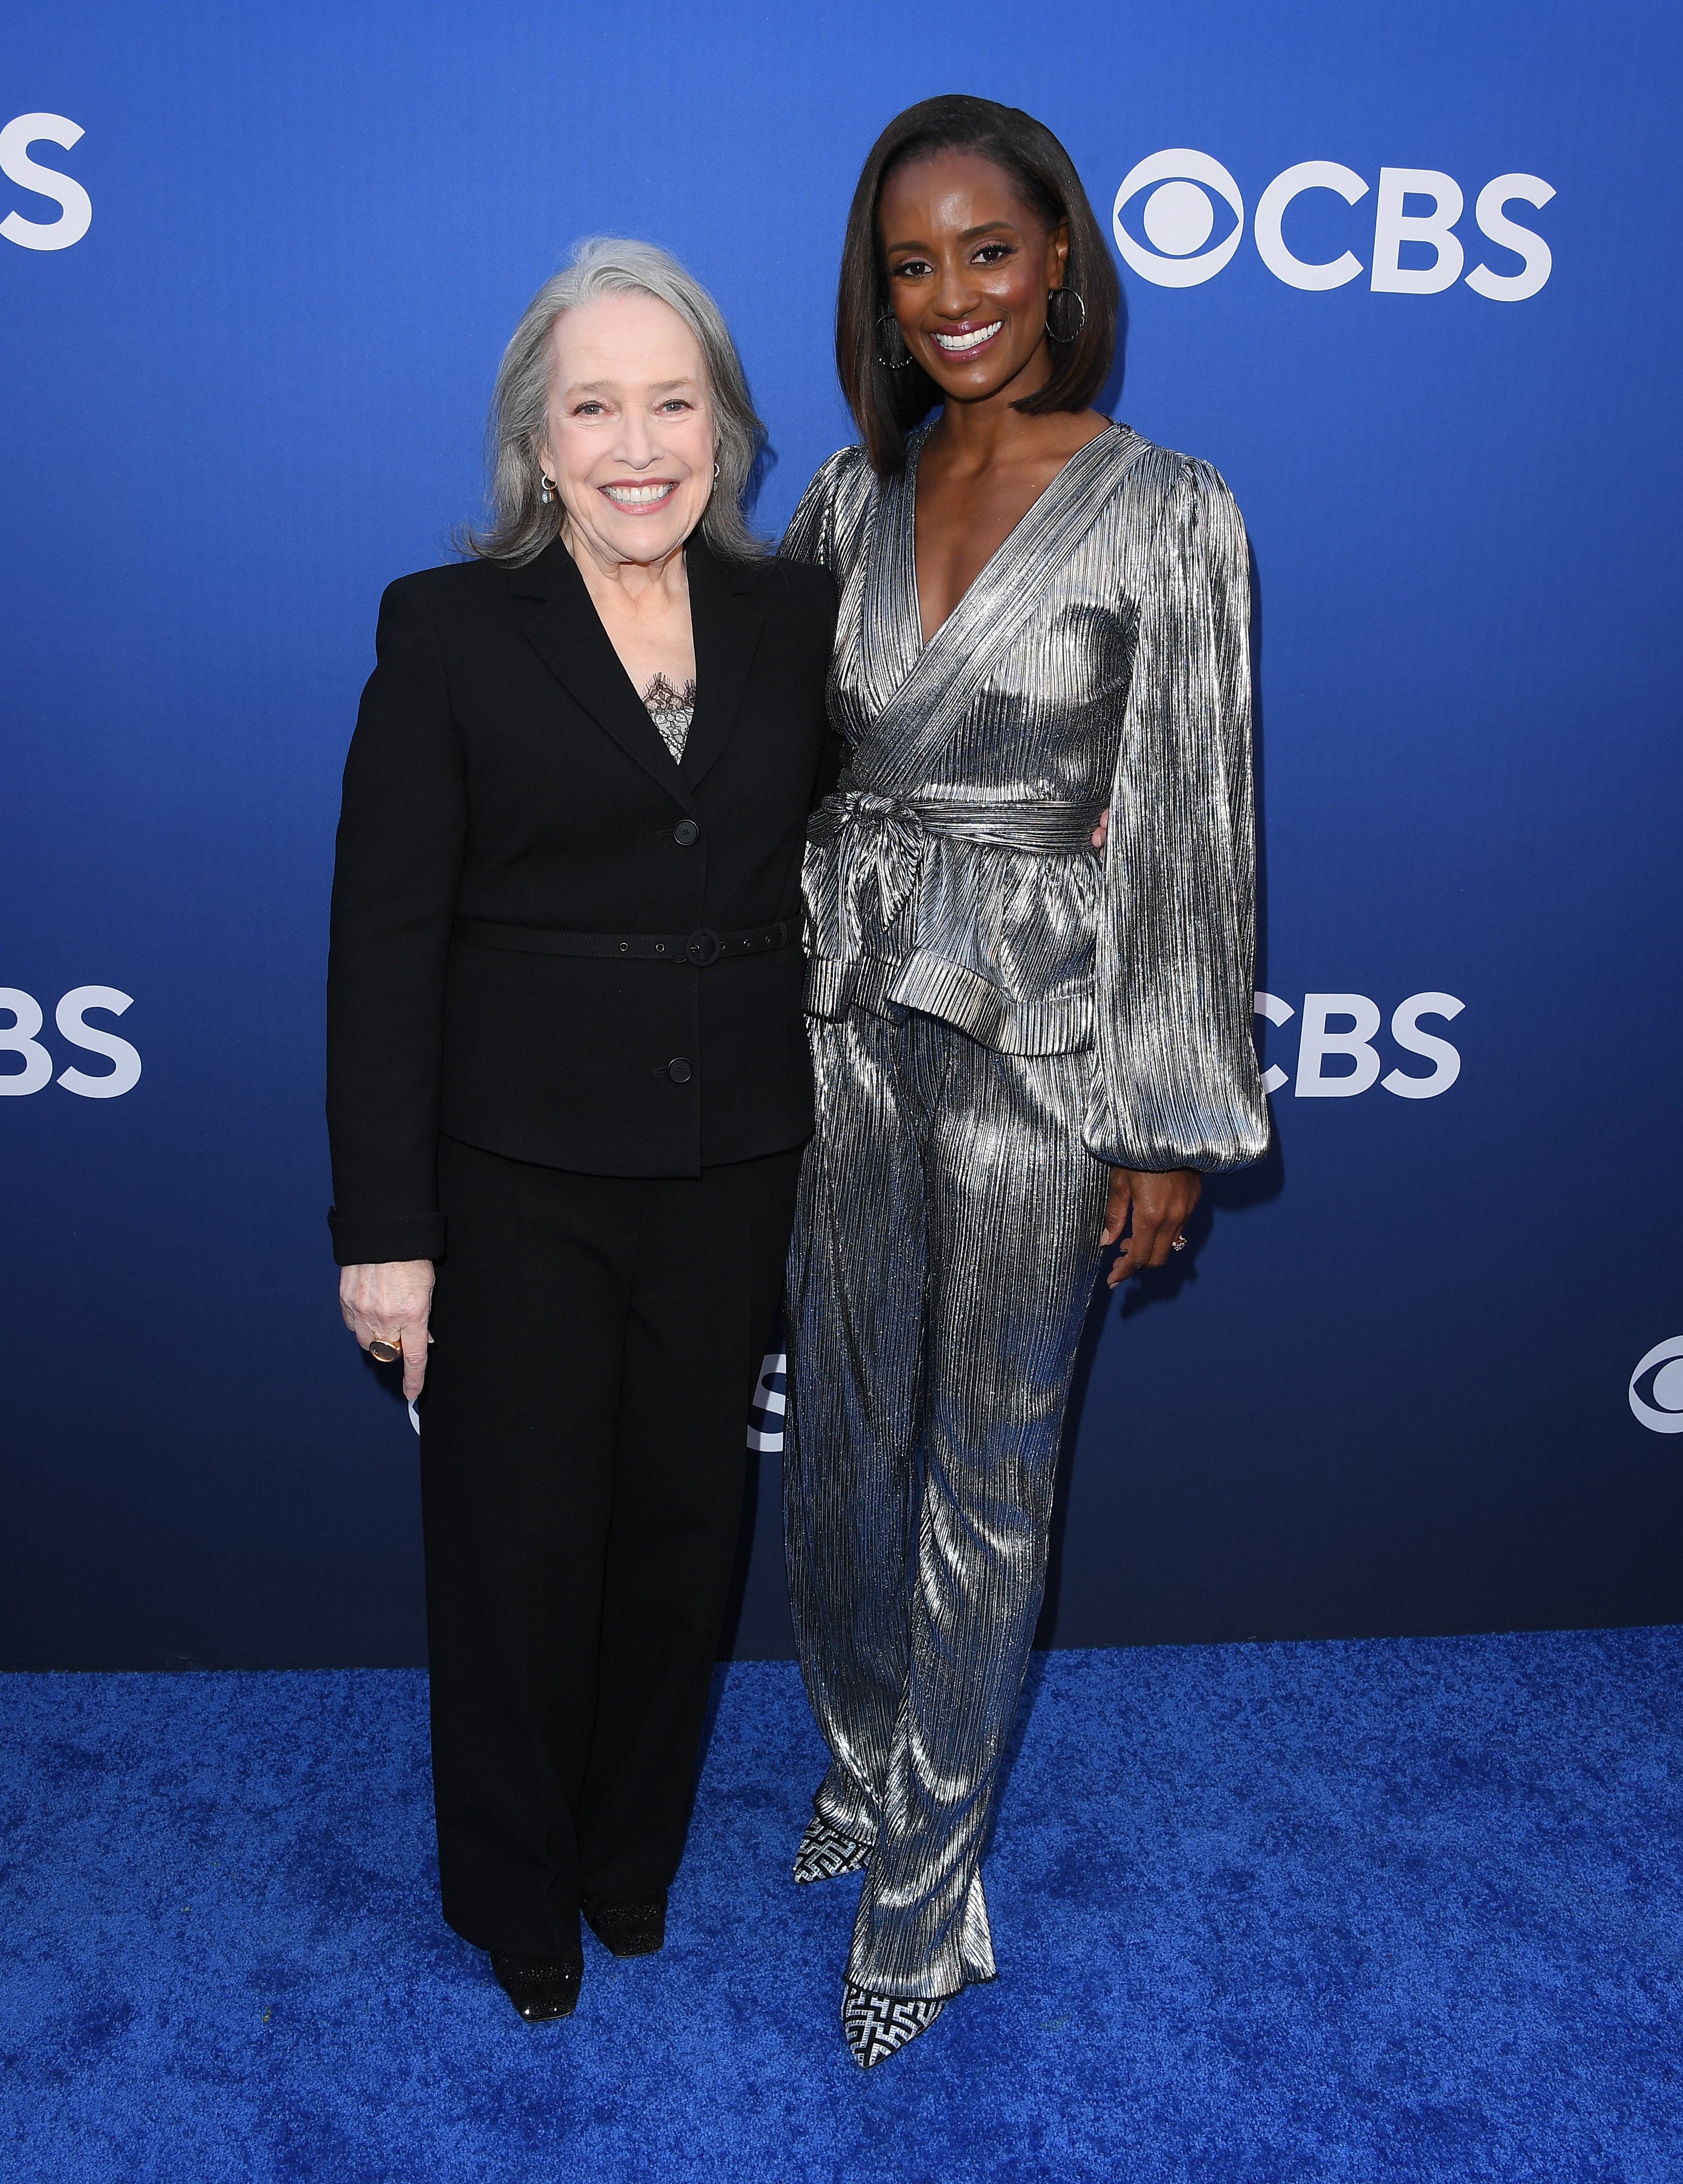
[1169, 1235, 1188, 1252]
[367, 1336, 402, 1364]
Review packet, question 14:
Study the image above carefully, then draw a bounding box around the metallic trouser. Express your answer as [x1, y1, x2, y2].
[784, 1005, 1111, 1999]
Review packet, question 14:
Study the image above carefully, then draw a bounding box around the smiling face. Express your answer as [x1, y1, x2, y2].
[539, 291, 716, 570]
[878, 149, 1069, 408]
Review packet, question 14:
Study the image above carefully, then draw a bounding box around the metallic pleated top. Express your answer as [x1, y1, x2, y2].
[780, 421, 1269, 1173]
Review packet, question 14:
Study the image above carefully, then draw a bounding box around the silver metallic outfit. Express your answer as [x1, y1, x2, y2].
[780, 421, 1269, 2003]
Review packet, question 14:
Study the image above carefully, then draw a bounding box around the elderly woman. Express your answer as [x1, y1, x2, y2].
[327, 239, 839, 2023]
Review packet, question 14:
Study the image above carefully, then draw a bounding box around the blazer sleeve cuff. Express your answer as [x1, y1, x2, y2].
[327, 1208, 447, 1267]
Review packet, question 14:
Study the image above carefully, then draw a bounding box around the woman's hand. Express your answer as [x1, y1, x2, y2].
[1101, 1167, 1201, 1288]
[1092, 807, 1109, 850]
[340, 1259, 435, 1402]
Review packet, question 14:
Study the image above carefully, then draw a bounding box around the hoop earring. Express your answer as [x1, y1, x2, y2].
[713, 462, 721, 480]
[1045, 286, 1087, 343]
[540, 474, 557, 505]
[875, 311, 912, 370]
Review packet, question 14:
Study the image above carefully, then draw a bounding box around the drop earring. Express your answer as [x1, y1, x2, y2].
[540, 474, 557, 505]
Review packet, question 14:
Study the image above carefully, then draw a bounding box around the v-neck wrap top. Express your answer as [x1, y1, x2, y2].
[781, 421, 1269, 1174]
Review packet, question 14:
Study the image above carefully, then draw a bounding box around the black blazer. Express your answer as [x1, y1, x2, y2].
[326, 534, 840, 1266]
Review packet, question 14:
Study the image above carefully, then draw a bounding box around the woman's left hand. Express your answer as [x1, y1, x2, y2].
[1101, 1166, 1201, 1286]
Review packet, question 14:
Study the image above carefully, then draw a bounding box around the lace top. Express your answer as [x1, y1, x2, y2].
[643, 671, 696, 763]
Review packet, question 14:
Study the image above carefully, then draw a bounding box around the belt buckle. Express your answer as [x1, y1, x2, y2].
[686, 927, 721, 966]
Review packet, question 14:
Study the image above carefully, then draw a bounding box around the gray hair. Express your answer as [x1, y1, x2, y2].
[463, 236, 767, 566]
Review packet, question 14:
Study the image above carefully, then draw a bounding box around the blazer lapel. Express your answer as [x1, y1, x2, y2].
[678, 536, 763, 793]
[507, 539, 697, 814]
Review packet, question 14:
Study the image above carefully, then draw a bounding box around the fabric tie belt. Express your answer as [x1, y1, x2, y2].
[808, 787, 1107, 856]
[806, 786, 1106, 944]
[454, 916, 793, 967]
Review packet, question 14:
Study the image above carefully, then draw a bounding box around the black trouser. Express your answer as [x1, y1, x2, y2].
[418, 1133, 801, 1960]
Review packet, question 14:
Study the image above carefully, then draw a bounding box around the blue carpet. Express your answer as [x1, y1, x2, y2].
[1, 1630, 1680, 2182]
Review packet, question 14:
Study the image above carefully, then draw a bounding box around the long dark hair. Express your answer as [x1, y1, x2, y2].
[836, 94, 1119, 475]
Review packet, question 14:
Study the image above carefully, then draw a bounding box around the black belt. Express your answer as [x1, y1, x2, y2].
[454, 916, 794, 968]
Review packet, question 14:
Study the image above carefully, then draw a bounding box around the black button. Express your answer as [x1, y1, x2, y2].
[667, 1057, 693, 1084]
[673, 820, 700, 846]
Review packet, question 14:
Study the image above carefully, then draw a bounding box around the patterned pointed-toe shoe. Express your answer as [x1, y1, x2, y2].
[841, 1981, 946, 2068]
[792, 1816, 872, 1884]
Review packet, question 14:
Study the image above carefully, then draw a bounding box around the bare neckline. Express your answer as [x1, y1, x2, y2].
[909, 419, 1119, 648]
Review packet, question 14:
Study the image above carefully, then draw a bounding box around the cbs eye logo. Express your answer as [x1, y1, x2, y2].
[1629, 1338, 1683, 1436]
[1112, 150, 1246, 289]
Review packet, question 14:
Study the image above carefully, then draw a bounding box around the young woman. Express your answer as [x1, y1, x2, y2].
[780, 96, 1268, 2067]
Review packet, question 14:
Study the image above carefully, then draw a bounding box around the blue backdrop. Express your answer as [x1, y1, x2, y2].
[3, 0, 1679, 1668]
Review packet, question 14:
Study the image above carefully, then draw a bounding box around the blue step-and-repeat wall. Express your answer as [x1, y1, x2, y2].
[3, 1, 1679, 1667]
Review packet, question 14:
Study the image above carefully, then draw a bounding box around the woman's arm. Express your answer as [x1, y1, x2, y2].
[780, 459, 854, 810]
[326, 578, 468, 1327]
[779, 449, 848, 574]
[780, 444, 876, 582]
[1085, 458, 1270, 1179]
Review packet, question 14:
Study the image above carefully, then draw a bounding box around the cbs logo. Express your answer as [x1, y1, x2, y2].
[1255, 991, 1463, 1099]
[1, 113, 91, 251]
[749, 1353, 787, 1453]
[1630, 1339, 1683, 1436]
[0, 987, 140, 1097]
[1115, 150, 1552, 300]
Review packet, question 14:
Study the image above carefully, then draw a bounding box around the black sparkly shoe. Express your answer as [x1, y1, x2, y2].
[582, 1891, 667, 1958]
[841, 1980, 946, 2068]
[792, 1816, 871, 1884]
[489, 1951, 582, 2022]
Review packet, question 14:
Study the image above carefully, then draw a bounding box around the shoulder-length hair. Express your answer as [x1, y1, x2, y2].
[464, 236, 767, 565]
[836, 95, 1119, 476]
